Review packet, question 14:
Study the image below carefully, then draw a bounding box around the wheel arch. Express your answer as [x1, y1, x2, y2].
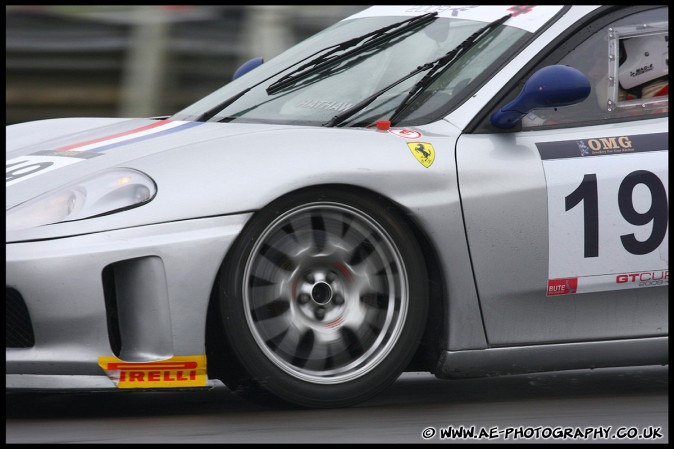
[205, 183, 447, 382]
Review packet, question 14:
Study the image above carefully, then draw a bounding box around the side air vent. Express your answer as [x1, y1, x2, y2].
[6, 287, 35, 348]
[102, 256, 174, 361]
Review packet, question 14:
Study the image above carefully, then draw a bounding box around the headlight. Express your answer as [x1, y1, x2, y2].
[6, 168, 157, 231]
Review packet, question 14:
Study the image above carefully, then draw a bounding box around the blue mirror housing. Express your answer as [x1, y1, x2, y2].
[232, 57, 264, 80]
[490, 65, 591, 129]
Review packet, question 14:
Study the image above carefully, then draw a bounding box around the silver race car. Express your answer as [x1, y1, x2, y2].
[6, 5, 668, 408]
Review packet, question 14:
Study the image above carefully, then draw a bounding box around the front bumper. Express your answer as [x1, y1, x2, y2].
[6, 213, 250, 390]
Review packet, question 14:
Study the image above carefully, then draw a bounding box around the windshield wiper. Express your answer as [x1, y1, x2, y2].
[388, 13, 511, 125]
[194, 12, 438, 122]
[266, 12, 438, 95]
[323, 14, 511, 128]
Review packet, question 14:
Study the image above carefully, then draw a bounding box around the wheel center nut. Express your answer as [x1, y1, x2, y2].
[311, 281, 333, 305]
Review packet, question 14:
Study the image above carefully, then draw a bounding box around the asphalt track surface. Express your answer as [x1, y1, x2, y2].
[6, 366, 668, 444]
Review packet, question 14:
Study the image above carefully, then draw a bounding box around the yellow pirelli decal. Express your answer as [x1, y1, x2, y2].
[98, 355, 207, 389]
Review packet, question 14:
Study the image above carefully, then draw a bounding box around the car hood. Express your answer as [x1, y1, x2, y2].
[7, 116, 462, 243]
[6, 117, 291, 209]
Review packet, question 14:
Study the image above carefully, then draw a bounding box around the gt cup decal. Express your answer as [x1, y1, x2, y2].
[407, 142, 435, 168]
[537, 133, 668, 296]
[98, 355, 207, 388]
[6, 120, 203, 186]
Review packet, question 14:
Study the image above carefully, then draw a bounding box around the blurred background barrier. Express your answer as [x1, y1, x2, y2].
[5, 5, 366, 125]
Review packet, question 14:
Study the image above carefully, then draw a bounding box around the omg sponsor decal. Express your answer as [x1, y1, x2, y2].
[536, 132, 667, 160]
[98, 355, 207, 389]
[582, 136, 635, 156]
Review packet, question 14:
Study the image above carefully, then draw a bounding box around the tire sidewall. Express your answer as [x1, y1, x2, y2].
[219, 187, 428, 408]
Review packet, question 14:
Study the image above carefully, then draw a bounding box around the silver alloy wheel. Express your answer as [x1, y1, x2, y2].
[242, 202, 409, 384]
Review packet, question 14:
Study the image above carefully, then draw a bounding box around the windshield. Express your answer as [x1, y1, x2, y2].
[171, 6, 562, 127]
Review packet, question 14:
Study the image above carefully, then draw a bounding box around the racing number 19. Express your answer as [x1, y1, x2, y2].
[565, 170, 668, 258]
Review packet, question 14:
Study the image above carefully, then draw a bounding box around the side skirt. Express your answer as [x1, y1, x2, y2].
[435, 336, 668, 379]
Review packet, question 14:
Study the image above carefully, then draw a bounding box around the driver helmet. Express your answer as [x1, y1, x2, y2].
[618, 33, 668, 92]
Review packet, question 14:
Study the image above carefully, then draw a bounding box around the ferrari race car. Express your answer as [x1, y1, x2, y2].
[6, 5, 668, 408]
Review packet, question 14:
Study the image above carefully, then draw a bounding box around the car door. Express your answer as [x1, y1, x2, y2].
[455, 6, 668, 346]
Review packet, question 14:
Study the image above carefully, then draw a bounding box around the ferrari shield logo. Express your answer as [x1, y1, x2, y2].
[407, 142, 435, 168]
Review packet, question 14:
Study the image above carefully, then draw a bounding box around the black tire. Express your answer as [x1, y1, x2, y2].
[218, 187, 428, 408]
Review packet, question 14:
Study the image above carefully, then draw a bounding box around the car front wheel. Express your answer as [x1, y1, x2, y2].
[219, 188, 428, 408]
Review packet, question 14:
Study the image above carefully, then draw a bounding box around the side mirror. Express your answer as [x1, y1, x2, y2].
[232, 57, 264, 80]
[490, 65, 591, 129]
